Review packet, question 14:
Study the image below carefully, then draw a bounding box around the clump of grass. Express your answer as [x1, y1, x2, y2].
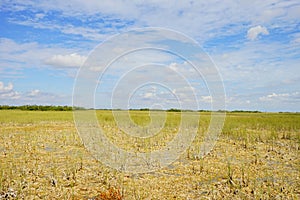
[226, 160, 235, 186]
[95, 187, 123, 200]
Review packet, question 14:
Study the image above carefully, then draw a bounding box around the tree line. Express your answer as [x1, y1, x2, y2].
[0, 105, 73, 111]
[0, 105, 263, 113]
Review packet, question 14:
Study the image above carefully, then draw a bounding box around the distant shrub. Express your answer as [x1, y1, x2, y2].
[167, 108, 181, 112]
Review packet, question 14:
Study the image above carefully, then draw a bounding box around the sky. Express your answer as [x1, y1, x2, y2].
[0, 0, 299, 112]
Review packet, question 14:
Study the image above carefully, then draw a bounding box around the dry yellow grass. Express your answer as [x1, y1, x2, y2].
[0, 110, 299, 199]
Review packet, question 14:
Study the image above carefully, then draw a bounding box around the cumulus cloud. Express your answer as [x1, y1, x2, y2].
[0, 81, 20, 100]
[0, 82, 13, 91]
[247, 25, 269, 40]
[27, 89, 40, 97]
[45, 53, 86, 68]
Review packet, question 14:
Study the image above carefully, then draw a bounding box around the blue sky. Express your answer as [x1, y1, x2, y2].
[0, 0, 299, 111]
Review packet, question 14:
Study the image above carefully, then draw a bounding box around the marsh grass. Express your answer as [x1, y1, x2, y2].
[0, 110, 299, 199]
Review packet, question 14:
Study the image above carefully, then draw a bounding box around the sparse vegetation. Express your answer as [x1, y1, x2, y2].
[0, 110, 299, 199]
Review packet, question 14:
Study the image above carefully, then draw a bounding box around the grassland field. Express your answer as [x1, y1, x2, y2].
[0, 110, 299, 199]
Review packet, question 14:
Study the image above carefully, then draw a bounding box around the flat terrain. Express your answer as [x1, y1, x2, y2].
[0, 110, 299, 199]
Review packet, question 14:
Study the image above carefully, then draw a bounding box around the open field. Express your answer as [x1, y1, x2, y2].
[0, 110, 299, 199]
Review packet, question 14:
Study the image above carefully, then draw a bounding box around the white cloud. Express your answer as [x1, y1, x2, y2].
[35, 13, 45, 20]
[0, 82, 20, 100]
[0, 38, 88, 71]
[9, 18, 111, 40]
[291, 33, 300, 44]
[143, 92, 154, 98]
[200, 95, 212, 103]
[257, 92, 300, 111]
[28, 89, 40, 97]
[247, 25, 269, 40]
[294, 37, 300, 43]
[4, 0, 298, 43]
[0, 82, 13, 91]
[211, 34, 300, 92]
[0, 81, 70, 105]
[45, 53, 86, 68]
[259, 92, 299, 101]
